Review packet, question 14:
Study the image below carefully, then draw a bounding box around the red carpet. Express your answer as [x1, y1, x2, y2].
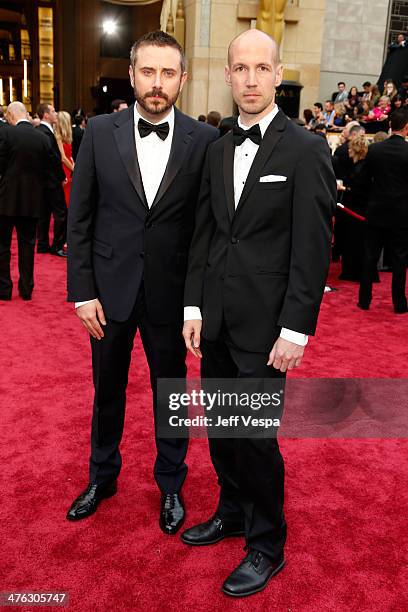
[1, 244, 408, 611]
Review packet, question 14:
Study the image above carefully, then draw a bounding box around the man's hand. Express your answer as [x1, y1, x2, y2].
[76, 299, 106, 340]
[182, 319, 202, 358]
[267, 337, 305, 372]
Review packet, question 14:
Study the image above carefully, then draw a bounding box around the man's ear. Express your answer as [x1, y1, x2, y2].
[129, 65, 134, 88]
[225, 65, 231, 87]
[275, 63, 283, 88]
[180, 71, 188, 92]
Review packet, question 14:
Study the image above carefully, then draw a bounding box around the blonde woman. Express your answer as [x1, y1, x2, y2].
[338, 135, 369, 281]
[55, 110, 74, 205]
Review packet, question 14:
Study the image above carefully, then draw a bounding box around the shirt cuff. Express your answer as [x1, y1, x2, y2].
[184, 306, 202, 321]
[280, 328, 308, 346]
[75, 299, 97, 308]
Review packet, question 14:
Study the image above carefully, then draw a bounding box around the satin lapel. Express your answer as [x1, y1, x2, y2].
[113, 107, 148, 210]
[150, 109, 193, 209]
[233, 110, 287, 220]
[223, 131, 235, 222]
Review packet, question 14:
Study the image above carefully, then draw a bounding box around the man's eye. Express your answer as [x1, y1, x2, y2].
[165, 71, 175, 77]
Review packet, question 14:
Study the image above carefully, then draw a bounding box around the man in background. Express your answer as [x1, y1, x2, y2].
[358, 108, 408, 313]
[72, 114, 85, 162]
[36, 103, 67, 257]
[0, 102, 53, 300]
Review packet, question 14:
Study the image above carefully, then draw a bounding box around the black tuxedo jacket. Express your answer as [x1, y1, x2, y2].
[0, 121, 53, 217]
[184, 110, 336, 352]
[67, 105, 218, 322]
[364, 135, 408, 229]
[36, 123, 66, 186]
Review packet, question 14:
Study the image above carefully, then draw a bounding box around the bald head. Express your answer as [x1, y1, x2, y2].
[6, 101, 27, 125]
[228, 29, 280, 67]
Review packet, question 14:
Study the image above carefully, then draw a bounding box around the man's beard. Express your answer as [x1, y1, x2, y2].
[134, 85, 180, 115]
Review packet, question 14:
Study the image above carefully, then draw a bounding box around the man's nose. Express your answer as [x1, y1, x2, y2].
[153, 72, 163, 89]
[245, 70, 257, 87]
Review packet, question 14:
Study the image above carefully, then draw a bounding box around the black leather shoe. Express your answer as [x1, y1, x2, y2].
[51, 249, 67, 258]
[357, 302, 370, 310]
[19, 293, 32, 301]
[222, 549, 285, 598]
[181, 515, 245, 546]
[394, 307, 407, 314]
[37, 247, 50, 254]
[159, 493, 185, 535]
[0, 295, 11, 301]
[66, 480, 117, 521]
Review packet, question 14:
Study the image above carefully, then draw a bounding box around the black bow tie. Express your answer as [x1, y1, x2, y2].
[138, 117, 170, 141]
[232, 123, 262, 146]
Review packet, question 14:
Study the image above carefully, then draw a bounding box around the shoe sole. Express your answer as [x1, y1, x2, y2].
[221, 559, 285, 598]
[180, 530, 245, 546]
[66, 487, 117, 522]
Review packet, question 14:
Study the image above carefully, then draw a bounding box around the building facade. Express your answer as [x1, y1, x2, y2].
[0, 0, 403, 118]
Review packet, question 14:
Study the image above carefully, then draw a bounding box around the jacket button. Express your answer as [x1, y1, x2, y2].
[140, 252, 144, 258]
[146, 221, 154, 229]
[231, 236, 238, 244]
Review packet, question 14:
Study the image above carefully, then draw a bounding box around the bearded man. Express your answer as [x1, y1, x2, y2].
[66, 31, 218, 532]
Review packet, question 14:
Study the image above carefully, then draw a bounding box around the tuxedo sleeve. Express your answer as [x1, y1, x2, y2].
[277, 137, 336, 335]
[183, 149, 215, 308]
[67, 119, 98, 302]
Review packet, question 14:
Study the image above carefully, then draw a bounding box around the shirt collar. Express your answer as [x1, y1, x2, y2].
[16, 119, 31, 125]
[134, 103, 175, 130]
[237, 104, 280, 137]
[40, 120, 54, 133]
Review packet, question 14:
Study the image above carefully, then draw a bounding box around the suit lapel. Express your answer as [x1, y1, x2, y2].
[150, 108, 193, 209]
[222, 131, 236, 222]
[113, 106, 148, 210]
[234, 110, 287, 219]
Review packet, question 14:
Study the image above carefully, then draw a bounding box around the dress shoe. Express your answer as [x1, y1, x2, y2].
[51, 249, 67, 258]
[159, 493, 185, 535]
[0, 295, 11, 301]
[19, 293, 32, 301]
[181, 515, 245, 546]
[66, 480, 117, 521]
[222, 549, 285, 598]
[37, 247, 50, 254]
[395, 308, 407, 314]
[357, 302, 370, 310]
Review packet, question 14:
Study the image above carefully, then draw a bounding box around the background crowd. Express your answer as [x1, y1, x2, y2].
[0, 62, 407, 314]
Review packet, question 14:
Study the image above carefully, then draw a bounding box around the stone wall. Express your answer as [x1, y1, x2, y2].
[319, 0, 390, 102]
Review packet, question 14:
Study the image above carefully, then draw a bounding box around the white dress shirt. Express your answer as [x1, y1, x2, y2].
[184, 105, 308, 347]
[75, 104, 175, 309]
[134, 103, 174, 207]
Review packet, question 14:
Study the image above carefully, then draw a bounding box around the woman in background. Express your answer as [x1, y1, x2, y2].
[55, 111, 74, 206]
[338, 136, 370, 281]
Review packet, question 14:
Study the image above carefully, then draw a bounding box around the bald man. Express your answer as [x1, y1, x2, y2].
[0, 102, 53, 300]
[181, 30, 336, 597]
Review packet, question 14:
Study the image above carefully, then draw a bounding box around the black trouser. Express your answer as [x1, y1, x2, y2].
[37, 184, 67, 252]
[359, 224, 408, 311]
[201, 327, 287, 562]
[0, 215, 37, 298]
[89, 286, 188, 494]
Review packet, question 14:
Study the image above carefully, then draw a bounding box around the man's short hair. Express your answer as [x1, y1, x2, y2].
[130, 30, 185, 72]
[111, 99, 126, 112]
[314, 102, 323, 110]
[206, 110, 221, 127]
[315, 123, 327, 131]
[390, 108, 408, 131]
[363, 81, 371, 88]
[338, 81, 346, 87]
[349, 124, 365, 136]
[37, 103, 51, 119]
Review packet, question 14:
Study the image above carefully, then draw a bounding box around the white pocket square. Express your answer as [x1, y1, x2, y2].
[259, 175, 287, 183]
